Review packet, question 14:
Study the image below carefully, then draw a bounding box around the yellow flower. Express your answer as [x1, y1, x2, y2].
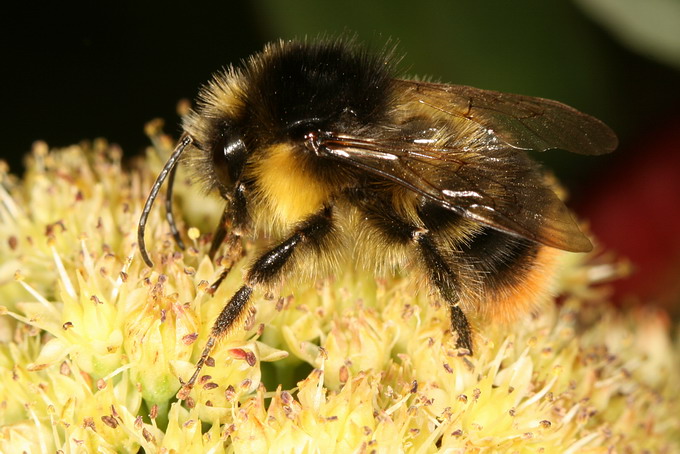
[0, 138, 678, 452]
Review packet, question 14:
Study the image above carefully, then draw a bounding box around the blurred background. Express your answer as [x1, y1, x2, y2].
[2, 0, 679, 310]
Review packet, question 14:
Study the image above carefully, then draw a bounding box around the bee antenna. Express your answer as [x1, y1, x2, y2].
[165, 161, 186, 251]
[138, 134, 193, 267]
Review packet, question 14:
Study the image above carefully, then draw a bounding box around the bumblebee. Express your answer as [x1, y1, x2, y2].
[138, 37, 617, 396]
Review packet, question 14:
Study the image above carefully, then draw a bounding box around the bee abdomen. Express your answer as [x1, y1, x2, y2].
[416, 199, 555, 320]
[460, 227, 540, 289]
[459, 226, 559, 321]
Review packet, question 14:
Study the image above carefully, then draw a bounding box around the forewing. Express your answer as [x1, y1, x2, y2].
[396, 79, 618, 155]
[319, 133, 593, 252]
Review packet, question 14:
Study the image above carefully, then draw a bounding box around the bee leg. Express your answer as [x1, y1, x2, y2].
[209, 183, 248, 258]
[178, 206, 334, 398]
[208, 207, 232, 260]
[207, 184, 249, 294]
[353, 194, 474, 354]
[415, 233, 473, 354]
[448, 305, 473, 354]
[206, 215, 243, 296]
[206, 235, 242, 295]
[178, 284, 252, 400]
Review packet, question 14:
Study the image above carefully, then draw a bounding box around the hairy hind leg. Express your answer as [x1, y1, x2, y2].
[352, 194, 473, 353]
[415, 233, 473, 353]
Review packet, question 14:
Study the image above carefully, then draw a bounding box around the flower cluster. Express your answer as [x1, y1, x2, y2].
[0, 136, 678, 453]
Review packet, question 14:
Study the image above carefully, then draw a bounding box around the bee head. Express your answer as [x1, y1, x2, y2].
[182, 106, 250, 198]
[184, 38, 398, 197]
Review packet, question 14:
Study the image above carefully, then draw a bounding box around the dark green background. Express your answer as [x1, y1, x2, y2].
[3, 1, 678, 190]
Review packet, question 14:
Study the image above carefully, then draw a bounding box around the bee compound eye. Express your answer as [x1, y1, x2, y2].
[212, 136, 247, 191]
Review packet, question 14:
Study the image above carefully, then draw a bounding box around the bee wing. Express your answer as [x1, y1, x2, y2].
[317, 81, 618, 252]
[396, 79, 618, 155]
[320, 133, 592, 252]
